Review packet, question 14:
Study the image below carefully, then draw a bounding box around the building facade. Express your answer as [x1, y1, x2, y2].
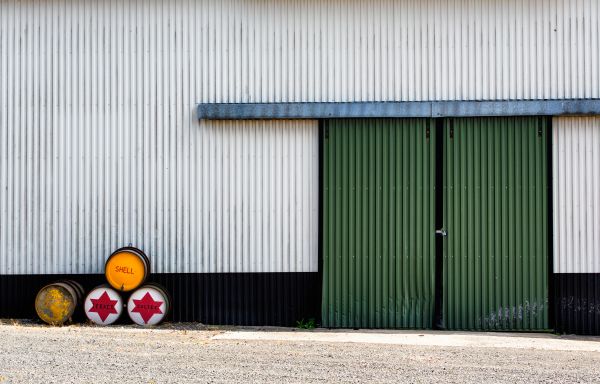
[1, 0, 599, 333]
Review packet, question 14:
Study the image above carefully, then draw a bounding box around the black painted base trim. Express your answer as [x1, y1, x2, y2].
[554, 273, 600, 335]
[0, 272, 320, 327]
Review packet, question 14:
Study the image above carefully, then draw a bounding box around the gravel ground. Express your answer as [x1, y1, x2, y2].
[0, 321, 599, 383]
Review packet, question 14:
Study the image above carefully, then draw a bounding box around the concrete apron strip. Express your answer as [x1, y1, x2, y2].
[212, 330, 600, 352]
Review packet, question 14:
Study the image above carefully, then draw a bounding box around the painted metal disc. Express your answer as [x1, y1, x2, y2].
[104, 248, 149, 292]
[84, 286, 123, 325]
[127, 286, 169, 326]
[35, 283, 78, 325]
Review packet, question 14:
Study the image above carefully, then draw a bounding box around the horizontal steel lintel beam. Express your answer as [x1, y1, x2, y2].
[198, 99, 600, 120]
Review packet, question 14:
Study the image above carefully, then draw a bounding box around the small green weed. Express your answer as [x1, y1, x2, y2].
[296, 318, 316, 330]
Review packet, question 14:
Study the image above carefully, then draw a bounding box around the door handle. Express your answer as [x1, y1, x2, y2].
[435, 229, 448, 237]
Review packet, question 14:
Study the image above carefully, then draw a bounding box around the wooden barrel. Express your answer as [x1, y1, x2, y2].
[35, 280, 83, 325]
[104, 247, 150, 292]
[84, 285, 124, 325]
[127, 283, 170, 326]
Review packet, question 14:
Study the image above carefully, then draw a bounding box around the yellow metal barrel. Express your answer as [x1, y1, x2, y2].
[104, 247, 150, 292]
[35, 280, 84, 325]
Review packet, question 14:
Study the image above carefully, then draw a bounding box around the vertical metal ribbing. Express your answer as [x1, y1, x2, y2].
[552, 116, 600, 335]
[0, 0, 597, 279]
[322, 118, 436, 329]
[443, 117, 549, 331]
[553, 117, 600, 274]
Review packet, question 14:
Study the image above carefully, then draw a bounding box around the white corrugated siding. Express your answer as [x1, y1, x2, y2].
[0, 118, 319, 274]
[0, 0, 597, 104]
[553, 116, 600, 273]
[1, 0, 599, 274]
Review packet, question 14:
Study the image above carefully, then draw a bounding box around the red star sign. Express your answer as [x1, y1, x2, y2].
[89, 291, 119, 322]
[131, 292, 164, 324]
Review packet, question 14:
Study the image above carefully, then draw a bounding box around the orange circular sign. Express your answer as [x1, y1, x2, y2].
[105, 248, 149, 292]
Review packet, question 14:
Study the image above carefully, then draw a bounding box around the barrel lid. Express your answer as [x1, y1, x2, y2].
[105, 249, 148, 292]
[127, 286, 168, 326]
[35, 283, 77, 325]
[84, 286, 123, 325]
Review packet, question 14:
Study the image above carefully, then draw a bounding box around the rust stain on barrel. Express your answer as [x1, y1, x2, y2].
[35, 285, 75, 325]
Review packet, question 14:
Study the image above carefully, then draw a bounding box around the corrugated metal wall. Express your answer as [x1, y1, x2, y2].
[0, 119, 319, 274]
[553, 117, 600, 274]
[1, 0, 599, 329]
[0, 0, 597, 106]
[322, 119, 436, 329]
[552, 116, 600, 335]
[443, 117, 549, 330]
[0, 0, 597, 272]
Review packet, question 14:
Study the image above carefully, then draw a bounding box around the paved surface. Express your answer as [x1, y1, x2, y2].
[1, 321, 600, 383]
[215, 329, 600, 352]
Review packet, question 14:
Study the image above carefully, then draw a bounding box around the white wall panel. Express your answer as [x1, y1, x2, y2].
[0, 0, 597, 105]
[0, 117, 319, 274]
[553, 116, 600, 273]
[1, 0, 599, 274]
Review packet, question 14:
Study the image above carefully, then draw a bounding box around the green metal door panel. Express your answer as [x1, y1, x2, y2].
[443, 117, 549, 330]
[322, 119, 436, 329]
